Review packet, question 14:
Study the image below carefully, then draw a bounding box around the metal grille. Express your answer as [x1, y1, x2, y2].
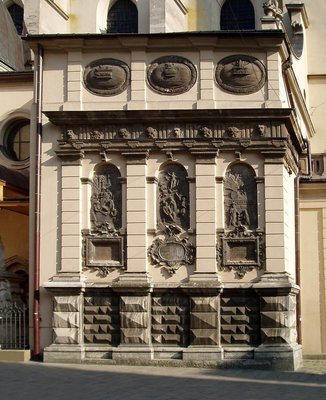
[0, 304, 28, 349]
[107, 0, 138, 33]
[220, 0, 255, 30]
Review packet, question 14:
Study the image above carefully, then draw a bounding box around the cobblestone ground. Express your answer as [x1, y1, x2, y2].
[0, 360, 325, 400]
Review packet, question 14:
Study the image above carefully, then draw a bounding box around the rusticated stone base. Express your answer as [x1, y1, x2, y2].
[43, 281, 302, 370]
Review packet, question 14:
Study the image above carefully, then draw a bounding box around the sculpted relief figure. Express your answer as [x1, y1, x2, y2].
[224, 164, 257, 230]
[158, 165, 189, 230]
[91, 165, 122, 234]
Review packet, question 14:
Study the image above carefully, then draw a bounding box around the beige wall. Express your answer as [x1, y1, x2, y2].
[300, 184, 326, 354]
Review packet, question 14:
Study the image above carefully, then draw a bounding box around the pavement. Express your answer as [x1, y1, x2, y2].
[0, 359, 326, 400]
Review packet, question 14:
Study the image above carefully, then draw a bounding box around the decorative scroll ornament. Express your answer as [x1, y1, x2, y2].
[83, 58, 130, 96]
[216, 55, 266, 95]
[148, 224, 195, 275]
[147, 56, 197, 95]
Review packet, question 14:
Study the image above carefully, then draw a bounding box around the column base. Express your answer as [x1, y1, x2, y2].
[43, 344, 85, 363]
[183, 346, 223, 362]
[254, 344, 302, 370]
[112, 345, 154, 361]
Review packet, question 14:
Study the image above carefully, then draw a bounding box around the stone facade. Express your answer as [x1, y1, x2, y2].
[2, 0, 326, 369]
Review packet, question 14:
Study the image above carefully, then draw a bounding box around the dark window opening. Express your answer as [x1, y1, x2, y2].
[220, 0, 255, 30]
[8, 4, 24, 35]
[4, 120, 30, 162]
[107, 0, 138, 33]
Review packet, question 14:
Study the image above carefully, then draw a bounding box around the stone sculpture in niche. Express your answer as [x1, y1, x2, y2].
[84, 164, 124, 277]
[263, 0, 283, 19]
[226, 126, 241, 138]
[146, 126, 158, 139]
[83, 58, 130, 96]
[90, 166, 121, 234]
[147, 56, 197, 95]
[218, 163, 263, 278]
[158, 164, 189, 230]
[216, 55, 266, 95]
[148, 164, 193, 275]
[199, 126, 213, 138]
[224, 163, 257, 230]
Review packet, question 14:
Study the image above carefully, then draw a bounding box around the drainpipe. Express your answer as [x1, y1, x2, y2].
[33, 44, 43, 360]
[295, 138, 312, 345]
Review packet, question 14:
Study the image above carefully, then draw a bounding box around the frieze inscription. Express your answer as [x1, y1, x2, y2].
[83, 58, 130, 96]
[147, 56, 197, 95]
[216, 55, 266, 95]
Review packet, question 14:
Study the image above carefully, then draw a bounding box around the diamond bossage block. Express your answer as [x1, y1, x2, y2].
[120, 296, 149, 344]
[190, 297, 219, 345]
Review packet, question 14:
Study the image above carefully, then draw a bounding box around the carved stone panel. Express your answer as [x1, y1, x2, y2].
[84, 295, 120, 345]
[151, 294, 189, 346]
[221, 294, 260, 346]
[158, 164, 190, 230]
[147, 56, 197, 95]
[91, 164, 122, 235]
[224, 163, 258, 230]
[84, 236, 125, 277]
[216, 55, 266, 95]
[83, 58, 130, 96]
[217, 227, 264, 278]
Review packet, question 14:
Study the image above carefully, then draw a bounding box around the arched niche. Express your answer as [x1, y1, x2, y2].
[90, 163, 122, 234]
[224, 162, 257, 230]
[220, 0, 255, 30]
[107, 0, 138, 33]
[157, 163, 189, 231]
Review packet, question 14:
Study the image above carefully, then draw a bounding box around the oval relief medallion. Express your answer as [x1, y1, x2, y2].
[147, 56, 197, 95]
[83, 58, 130, 96]
[216, 55, 266, 95]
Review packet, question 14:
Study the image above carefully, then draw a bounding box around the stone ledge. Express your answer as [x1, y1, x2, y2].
[0, 350, 31, 362]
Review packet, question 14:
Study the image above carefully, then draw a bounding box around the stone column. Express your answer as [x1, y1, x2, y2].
[55, 149, 84, 281]
[190, 152, 220, 282]
[64, 51, 82, 111]
[197, 49, 215, 109]
[264, 156, 295, 276]
[113, 152, 153, 360]
[115, 151, 151, 284]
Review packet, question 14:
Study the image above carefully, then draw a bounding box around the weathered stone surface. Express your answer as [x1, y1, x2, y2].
[120, 295, 149, 345]
[83, 295, 120, 345]
[151, 294, 189, 346]
[260, 294, 297, 345]
[53, 328, 79, 344]
[54, 296, 79, 312]
[221, 295, 260, 345]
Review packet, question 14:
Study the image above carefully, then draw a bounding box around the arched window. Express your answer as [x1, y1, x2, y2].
[107, 0, 138, 33]
[220, 0, 255, 30]
[8, 4, 24, 35]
